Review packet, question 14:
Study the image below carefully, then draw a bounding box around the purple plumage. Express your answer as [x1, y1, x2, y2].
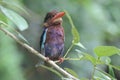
[40, 10, 65, 61]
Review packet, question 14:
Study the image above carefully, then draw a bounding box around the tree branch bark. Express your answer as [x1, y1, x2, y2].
[0, 27, 79, 80]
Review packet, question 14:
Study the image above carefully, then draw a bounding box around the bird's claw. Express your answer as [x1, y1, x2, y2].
[58, 58, 64, 63]
[54, 58, 64, 64]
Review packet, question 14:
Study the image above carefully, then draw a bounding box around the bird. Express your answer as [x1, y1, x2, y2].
[40, 10, 65, 63]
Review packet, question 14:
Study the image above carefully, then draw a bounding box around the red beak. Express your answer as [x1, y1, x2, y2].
[51, 12, 65, 22]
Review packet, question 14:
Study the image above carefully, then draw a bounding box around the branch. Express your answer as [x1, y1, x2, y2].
[0, 27, 79, 80]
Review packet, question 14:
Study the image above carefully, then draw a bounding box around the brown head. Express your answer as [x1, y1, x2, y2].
[43, 10, 65, 27]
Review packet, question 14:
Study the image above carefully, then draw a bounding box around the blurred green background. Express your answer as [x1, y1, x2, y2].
[0, 0, 120, 80]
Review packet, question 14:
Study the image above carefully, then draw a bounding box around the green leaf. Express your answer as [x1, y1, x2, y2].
[2, 0, 28, 15]
[83, 53, 97, 65]
[108, 66, 115, 78]
[64, 68, 79, 78]
[109, 64, 120, 71]
[0, 18, 28, 43]
[0, 20, 29, 44]
[95, 68, 116, 80]
[94, 46, 120, 57]
[75, 49, 97, 65]
[65, 10, 80, 44]
[0, 20, 6, 26]
[74, 42, 86, 49]
[0, 6, 28, 31]
[72, 27, 80, 43]
[0, 12, 7, 23]
[100, 56, 111, 64]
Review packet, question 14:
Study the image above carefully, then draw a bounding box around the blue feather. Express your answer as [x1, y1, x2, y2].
[40, 28, 48, 51]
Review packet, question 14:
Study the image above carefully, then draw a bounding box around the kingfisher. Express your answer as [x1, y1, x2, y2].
[40, 10, 65, 62]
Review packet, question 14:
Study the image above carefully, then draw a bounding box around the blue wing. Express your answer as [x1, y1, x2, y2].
[40, 27, 48, 53]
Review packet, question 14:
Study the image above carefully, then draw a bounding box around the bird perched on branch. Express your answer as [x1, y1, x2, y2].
[40, 10, 65, 63]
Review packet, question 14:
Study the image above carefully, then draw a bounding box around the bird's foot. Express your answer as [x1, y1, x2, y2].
[54, 58, 64, 64]
[58, 58, 64, 63]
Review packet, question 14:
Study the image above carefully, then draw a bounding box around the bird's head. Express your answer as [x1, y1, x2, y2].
[43, 10, 65, 27]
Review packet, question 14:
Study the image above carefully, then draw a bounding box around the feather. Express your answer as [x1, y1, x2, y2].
[40, 27, 48, 55]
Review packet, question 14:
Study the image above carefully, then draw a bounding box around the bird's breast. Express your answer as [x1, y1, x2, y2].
[45, 26, 64, 44]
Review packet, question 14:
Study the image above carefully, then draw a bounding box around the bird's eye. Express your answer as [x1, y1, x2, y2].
[49, 14, 55, 19]
[47, 14, 54, 20]
[49, 15, 53, 19]
[44, 12, 56, 22]
[44, 13, 53, 22]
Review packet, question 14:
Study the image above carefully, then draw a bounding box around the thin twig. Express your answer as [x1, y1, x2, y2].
[91, 65, 96, 80]
[0, 27, 79, 80]
[54, 58, 81, 63]
[64, 44, 74, 58]
[64, 58, 81, 61]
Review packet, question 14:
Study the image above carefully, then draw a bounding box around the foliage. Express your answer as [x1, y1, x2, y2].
[94, 46, 120, 57]
[0, 0, 28, 80]
[0, 6, 28, 31]
[62, 12, 120, 80]
[0, 0, 28, 31]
